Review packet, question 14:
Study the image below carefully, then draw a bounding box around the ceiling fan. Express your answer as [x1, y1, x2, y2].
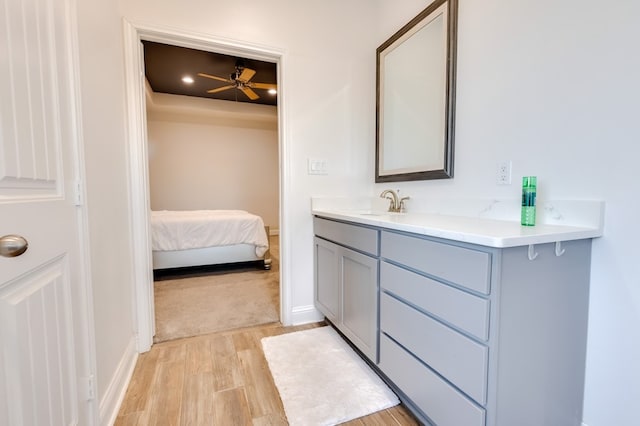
[197, 60, 277, 101]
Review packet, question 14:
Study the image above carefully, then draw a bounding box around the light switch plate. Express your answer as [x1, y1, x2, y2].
[308, 158, 328, 175]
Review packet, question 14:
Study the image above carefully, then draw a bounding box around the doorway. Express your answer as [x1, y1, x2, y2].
[144, 42, 280, 342]
[123, 21, 290, 352]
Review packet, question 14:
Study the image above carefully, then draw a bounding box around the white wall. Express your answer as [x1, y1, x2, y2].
[75, 0, 137, 416]
[376, 1, 640, 425]
[147, 93, 279, 230]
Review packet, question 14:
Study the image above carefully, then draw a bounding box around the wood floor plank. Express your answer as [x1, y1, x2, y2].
[343, 408, 401, 425]
[144, 360, 185, 425]
[211, 387, 253, 426]
[251, 412, 289, 426]
[184, 338, 213, 375]
[237, 348, 284, 418]
[252, 325, 287, 340]
[388, 404, 420, 425]
[231, 328, 261, 352]
[180, 373, 215, 426]
[113, 412, 143, 426]
[262, 321, 323, 338]
[116, 350, 158, 415]
[156, 342, 187, 363]
[210, 334, 243, 391]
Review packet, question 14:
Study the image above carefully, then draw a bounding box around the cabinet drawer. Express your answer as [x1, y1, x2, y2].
[381, 293, 488, 405]
[380, 334, 485, 426]
[314, 217, 378, 255]
[381, 231, 491, 294]
[381, 262, 490, 341]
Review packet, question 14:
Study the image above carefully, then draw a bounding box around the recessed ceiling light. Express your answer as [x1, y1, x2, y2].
[268, 88, 277, 95]
[182, 76, 194, 84]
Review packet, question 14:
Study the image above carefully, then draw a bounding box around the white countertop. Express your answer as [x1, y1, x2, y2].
[311, 198, 605, 248]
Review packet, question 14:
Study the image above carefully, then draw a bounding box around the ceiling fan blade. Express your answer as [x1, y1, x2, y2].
[237, 68, 256, 82]
[240, 86, 260, 100]
[207, 85, 235, 94]
[198, 72, 231, 83]
[249, 82, 277, 90]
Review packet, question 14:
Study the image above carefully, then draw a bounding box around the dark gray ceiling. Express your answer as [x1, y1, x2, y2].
[142, 41, 278, 106]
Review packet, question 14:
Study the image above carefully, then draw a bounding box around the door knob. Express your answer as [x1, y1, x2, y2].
[0, 234, 29, 257]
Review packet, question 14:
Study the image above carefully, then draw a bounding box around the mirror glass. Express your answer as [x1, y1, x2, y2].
[376, 0, 457, 182]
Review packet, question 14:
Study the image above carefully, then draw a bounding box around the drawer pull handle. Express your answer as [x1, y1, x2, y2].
[527, 244, 538, 261]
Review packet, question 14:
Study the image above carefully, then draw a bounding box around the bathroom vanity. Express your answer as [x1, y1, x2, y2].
[312, 203, 603, 426]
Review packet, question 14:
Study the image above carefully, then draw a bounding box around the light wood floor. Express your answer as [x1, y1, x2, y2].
[115, 322, 419, 425]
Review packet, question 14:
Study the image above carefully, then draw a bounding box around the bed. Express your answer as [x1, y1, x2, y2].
[150, 210, 272, 271]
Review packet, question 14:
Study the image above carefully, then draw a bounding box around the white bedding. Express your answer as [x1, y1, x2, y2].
[150, 210, 269, 257]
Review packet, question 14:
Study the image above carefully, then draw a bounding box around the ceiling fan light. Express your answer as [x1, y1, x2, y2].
[268, 88, 277, 95]
[181, 76, 194, 84]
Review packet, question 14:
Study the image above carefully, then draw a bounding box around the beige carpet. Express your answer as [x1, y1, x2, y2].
[154, 238, 280, 342]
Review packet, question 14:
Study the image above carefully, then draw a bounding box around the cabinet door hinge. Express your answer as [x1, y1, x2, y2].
[82, 374, 96, 401]
[74, 180, 83, 206]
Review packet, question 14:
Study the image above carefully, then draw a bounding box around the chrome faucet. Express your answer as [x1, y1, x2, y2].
[380, 189, 410, 213]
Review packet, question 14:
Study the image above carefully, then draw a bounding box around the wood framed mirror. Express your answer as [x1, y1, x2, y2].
[376, 0, 458, 182]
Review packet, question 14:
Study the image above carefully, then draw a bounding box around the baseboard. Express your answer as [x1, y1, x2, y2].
[290, 304, 324, 325]
[99, 336, 138, 426]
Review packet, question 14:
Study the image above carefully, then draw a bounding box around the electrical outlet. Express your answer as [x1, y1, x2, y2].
[497, 161, 512, 185]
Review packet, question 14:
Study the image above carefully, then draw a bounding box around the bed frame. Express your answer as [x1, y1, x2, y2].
[152, 226, 272, 271]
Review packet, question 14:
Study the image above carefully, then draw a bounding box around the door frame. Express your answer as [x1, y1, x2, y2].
[122, 20, 292, 352]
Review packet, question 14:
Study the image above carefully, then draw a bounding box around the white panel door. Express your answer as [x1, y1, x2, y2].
[0, 0, 93, 425]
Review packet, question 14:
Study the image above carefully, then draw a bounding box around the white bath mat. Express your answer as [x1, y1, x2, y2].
[261, 326, 399, 425]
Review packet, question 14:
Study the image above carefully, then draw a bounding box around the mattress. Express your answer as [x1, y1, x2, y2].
[150, 210, 269, 257]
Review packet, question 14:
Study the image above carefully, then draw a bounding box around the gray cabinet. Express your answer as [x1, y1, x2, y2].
[313, 217, 379, 362]
[379, 230, 591, 426]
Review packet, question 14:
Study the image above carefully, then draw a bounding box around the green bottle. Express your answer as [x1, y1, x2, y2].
[521, 176, 537, 226]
